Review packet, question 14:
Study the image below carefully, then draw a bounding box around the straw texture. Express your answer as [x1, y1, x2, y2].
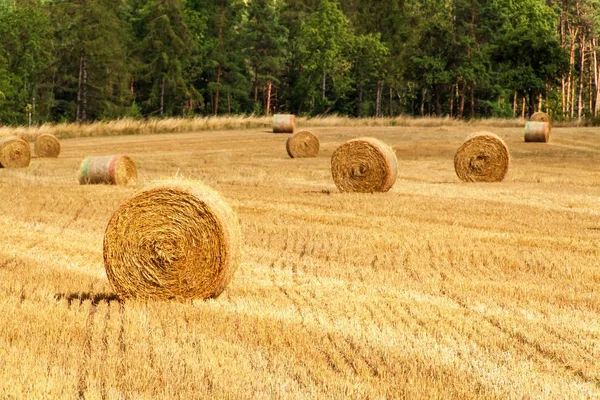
[103, 180, 242, 300]
[286, 131, 320, 158]
[531, 112, 552, 123]
[273, 114, 295, 133]
[454, 132, 510, 182]
[524, 121, 551, 143]
[331, 137, 398, 193]
[0, 136, 31, 168]
[78, 155, 137, 185]
[34, 134, 61, 158]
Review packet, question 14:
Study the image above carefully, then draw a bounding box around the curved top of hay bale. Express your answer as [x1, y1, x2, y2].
[0, 136, 31, 168]
[454, 132, 510, 182]
[103, 179, 242, 300]
[34, 134, 61, 158]
[286, 131, 320, 158]
[331, 137, 398, 193]
[530, 112, 552, 124]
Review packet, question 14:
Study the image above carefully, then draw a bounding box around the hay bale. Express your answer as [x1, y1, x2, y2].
[454, 132, 510, 182]
[34, 134, 61, 158]
[273, 114, 295, 133]
[0, 136, 31, 168]
[78, 155, 137, 185]
[524, 121, 551, 143]
[531, 112, 552, 124]
[286, 131, 320, 158]
[331, 137, 398, 193]
[103, 180, 242, 300]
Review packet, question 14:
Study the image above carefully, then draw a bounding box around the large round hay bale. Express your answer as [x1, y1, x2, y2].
[454, 132, 510, 182]
[34, 134, 61, 158]
[531, 112, 552, 124]
[524, 121, 551, 143]
[0, 136, 31, 168]
[273, 114, 295, 133]
[286, 131, 320, 158]
[78, 155, 137, 185]
[331, 137, 398, 193]
[103, 180, 242, 300]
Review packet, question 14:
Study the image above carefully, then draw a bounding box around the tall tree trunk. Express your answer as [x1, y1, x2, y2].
[76, 54, 84, 122]
[420, 88, 426, 117]
[566, 30, 578, 119]
[538, 93, 542, 112]
[265, 80, 272, 116]
[434, 84, 441, 117]
[160, 76, 165, 117]
[594, 38, 600, 116]
[214, 65, 222, 116]
[227, 93, 231, 115]
[322, 70, 326, 102]
[375, 80, 383, 117]
[389, 86, 393, 116]
[458, 81, 466, 120]
[82, 55, 88, 122]
[578, 37, 586, 120]
[469, 83, 475, 119]
[513, 91, 517, 118]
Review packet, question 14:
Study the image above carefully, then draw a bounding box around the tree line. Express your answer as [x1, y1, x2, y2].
[1, 0, 599, 125]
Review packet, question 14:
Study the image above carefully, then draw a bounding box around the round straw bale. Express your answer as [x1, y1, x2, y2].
[286, 131, 320, 158]
[524, 121, 551, 143]
[103, 180, 242, 300]
[0, 136, 31, 168]
[531, 112, 552, 124]
[273, 114, 295, 133]
[331, 137, 398, 193]
[34, 134, 60, 158]
[78, 155, 137, 185]
[454, 132, 510, 182]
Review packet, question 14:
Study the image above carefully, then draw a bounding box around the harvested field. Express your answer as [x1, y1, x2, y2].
[0, 125, 599, 399]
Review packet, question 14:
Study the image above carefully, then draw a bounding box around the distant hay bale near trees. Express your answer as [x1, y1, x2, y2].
[454, 132, 510, 182]
[531, 112, 552, 124]
[286, 131, 320, 158]
[273, 114, 295, 133]
[524, 121, 551, 143]
[78, 155, 137, 185]
[34, 134, 61, 158]
[331, 137, 398, 193]
[0, 136, 31, 168]
[103, 180, 242, 301]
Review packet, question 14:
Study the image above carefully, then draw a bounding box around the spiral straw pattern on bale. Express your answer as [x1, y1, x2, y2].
[34, 134, 61, 158]
[524, 121, 551, 143]
[531, 112, 552, 124]
[286, 131, 320, 158]
[78, 155, 137, 185]
[103, 180, 242, 300]
[0, 136, 31, 168]
[454, 132, 510, 182]
[331, 137, 398, 193]
[273, 114, 295, 133]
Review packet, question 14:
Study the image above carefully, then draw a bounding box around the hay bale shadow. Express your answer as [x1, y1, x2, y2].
[55, 292, 123, 306]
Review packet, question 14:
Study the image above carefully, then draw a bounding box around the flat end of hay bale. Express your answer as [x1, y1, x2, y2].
[0, 136, 31, 168]
[34, 134, 61, 158]
[78, 155, 138, 185]
[103, 179, 242, 301]
[524, 121, 551, 143]
[286, 131, 320, 158]
[454, 132, 510, 182]
[273, 114, 295, 134]
[331, 137, 398, 193]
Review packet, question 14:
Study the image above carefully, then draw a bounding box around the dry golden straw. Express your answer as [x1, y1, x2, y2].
[273, 114, 295, 133]
[454, 132, 510, 182]
[0, 136, 31, 168]
[34, 134, 60, 158]
[78, 155, 137, 185]
[103, 180, 242, 300]
[331, 137, 398, 193]
[286, 131, 320, 158]
[530, 112, 552, 123]
[524, 121, 551, 143]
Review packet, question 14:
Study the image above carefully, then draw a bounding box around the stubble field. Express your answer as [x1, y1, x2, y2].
[0, 124, 599, 399]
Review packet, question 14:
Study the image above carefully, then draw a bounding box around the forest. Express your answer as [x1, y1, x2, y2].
[0, 0, 598, 124]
